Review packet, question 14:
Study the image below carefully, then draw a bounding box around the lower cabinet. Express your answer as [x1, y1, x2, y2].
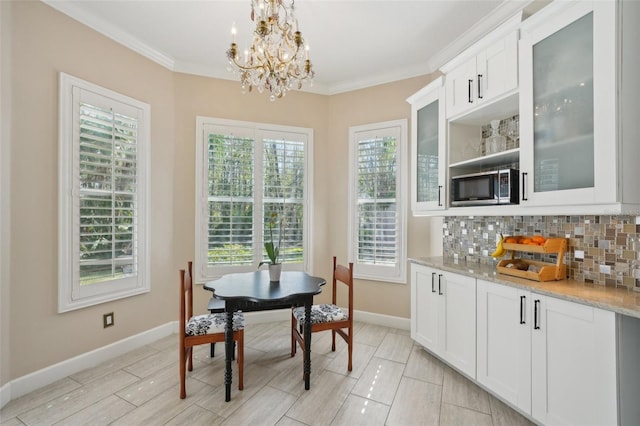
[477, 278, 617, 426]
[410, 264, 476, 378]
[530, 293, 617, 426]
[476, 280, 532, 413]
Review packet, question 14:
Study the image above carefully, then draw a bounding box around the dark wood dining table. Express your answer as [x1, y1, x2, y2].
[204, 270, 325, 402]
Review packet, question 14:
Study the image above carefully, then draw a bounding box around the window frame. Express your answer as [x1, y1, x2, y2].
[195, 116, 313, 283]
[348, 119, 407, 283]
[58, 72, 151, 313]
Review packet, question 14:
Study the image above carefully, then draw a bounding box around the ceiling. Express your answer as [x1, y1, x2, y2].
[44, 0, 534, 95]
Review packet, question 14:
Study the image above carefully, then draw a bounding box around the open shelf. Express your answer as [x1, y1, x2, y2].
[449, 148, 519, 171]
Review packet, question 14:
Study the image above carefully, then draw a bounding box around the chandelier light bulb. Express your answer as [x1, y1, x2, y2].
[225, 0, 315, 100]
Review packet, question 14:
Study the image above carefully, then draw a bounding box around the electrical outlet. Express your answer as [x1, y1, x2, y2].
[103, 312, 114, 328]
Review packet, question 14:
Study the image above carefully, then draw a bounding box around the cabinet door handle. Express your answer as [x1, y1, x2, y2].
[468, 79, 473, 103]
[438, 274, 443, 295]
[431, 272, 436, 293]
[438, 185, 443, 207]
[477, 74, 483, 99]
[521, 172, 528, 201]
[534, 299, 541, 330]
[520, 295, 526, 324]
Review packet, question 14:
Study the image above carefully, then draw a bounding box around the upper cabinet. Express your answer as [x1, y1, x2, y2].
[518, 0, 640, 212]
[407, 77, 446, 214]
[444, 30, 519, 120]
[409, 0, 640, 216]
[441, 12, 521, 121]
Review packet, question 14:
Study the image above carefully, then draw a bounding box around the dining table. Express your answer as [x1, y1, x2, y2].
[204, 270, 325, 402]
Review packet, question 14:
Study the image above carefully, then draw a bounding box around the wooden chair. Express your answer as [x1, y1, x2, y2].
[180, 261, 244, 399]
[291, 257, 353, 371]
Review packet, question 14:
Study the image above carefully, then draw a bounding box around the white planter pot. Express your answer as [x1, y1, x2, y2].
[268, 263, 282, 282]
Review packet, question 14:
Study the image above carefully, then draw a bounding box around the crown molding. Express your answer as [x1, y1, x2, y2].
[41, 0, 533, 96]
[42, 0, 175, 70]
[428, 0, 532, 73]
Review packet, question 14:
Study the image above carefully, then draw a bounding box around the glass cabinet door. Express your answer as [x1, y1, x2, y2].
[416, 100, 440, 203]
[519, 1, 616, 207]
[532, 12, 593, 193]
[408, 77, 446, 214]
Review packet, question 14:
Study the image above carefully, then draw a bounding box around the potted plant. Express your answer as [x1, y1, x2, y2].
[258, 211, 283, 282]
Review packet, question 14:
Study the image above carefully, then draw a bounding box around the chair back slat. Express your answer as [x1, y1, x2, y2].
[179, 269, 186, 345]
[185, 261, 193, 321]
[180, 261, 195, 333]
[332, 257, 354, 317]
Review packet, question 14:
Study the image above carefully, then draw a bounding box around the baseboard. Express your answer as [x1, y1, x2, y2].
[353, 309, 410, 331]
[5, 322, 175, 404]
[0, 381, 10, 411]
[1, 310, 409, 409]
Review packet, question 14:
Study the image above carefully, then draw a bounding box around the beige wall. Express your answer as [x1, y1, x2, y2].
[2, 0, 444, 386]
[323, 80, 443, 317]
[1, 0, 12, 388]
[7, 1, 176, 380]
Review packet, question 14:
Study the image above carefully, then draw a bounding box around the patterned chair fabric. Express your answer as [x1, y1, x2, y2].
[293, 304, 347, 325]
[186, 312, 244, 336]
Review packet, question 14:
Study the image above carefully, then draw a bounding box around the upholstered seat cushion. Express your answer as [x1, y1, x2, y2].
[293, 304, 348, 325]
[185, 312, 244, 336]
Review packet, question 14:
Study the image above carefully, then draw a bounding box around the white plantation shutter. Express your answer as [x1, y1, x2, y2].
[196, 118, 312, 281]
[59, 73, 150, 312]
[204, 125, 256, 269]
[261, 130, 306, 265]
[349, 120, 407, 283]
[78, 101, 137, 283]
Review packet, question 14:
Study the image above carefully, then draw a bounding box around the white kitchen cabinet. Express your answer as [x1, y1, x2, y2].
[476, 280, 532, 414]
[442, 23, 519, 120]
[406, 77, 446, 214]
[439, 270, 476, 378]
[531, 294, 617, 426]
[410, 264, 476, 378]
[410, 264, 440, 351]
[519, 0, 640, 212]
[477, 279, 618, 425]
[444, 56, 477, 119]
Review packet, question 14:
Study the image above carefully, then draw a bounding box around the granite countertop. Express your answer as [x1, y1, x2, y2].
[410, 256, 640, 319]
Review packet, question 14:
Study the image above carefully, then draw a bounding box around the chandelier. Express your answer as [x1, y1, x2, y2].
[226, 0, 315, 101]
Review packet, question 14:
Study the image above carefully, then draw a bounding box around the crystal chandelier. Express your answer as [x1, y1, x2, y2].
[226, 0, 315, 101]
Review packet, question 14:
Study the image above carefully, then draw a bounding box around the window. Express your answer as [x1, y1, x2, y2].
[58, 73, 150, 312]
[348, 120, 407, 283]
[195, 117, 312, 282]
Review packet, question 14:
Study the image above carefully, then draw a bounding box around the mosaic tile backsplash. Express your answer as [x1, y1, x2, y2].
[443, 215, 640, 290]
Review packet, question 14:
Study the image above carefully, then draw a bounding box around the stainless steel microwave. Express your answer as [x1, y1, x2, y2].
[451, 169, 519, 206]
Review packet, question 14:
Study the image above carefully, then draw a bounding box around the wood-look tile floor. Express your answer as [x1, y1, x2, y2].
[1, 320, 535, 425]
